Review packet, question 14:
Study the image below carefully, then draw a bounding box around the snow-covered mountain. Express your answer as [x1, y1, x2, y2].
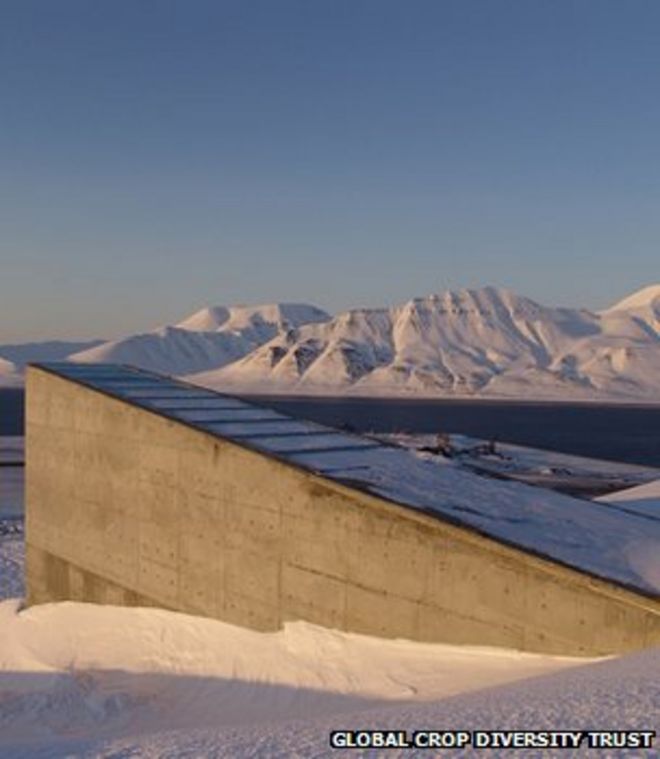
[0, 340, 103, 387]
[602, 284, 660, 338]
[607, 283, 660, 313]
[175, 303, 330, 334]
[3, 287, 658, 402]
[0, 340, 104, 367]
[69, 303, 330, 376]
[190, 286, 660, 402]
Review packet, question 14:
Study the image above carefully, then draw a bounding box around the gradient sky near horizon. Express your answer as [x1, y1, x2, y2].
[2, 0, 659, 341]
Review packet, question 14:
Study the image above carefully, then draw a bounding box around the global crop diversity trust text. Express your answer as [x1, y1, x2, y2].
[329, 729, 655, 751]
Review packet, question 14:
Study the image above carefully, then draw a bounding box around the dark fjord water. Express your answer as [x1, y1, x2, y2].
[2, 388, 659, 467]
[0, 389, 23, 437]
[246, 395, 660, 468]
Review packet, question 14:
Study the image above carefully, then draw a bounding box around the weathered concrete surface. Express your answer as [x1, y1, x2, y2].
[26, 366, 660, 655]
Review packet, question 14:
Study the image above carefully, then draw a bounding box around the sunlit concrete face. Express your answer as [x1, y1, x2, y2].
[25, 364, 660, 656]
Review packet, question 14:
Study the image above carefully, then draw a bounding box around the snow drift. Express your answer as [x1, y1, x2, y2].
[0, 599, 586, 754]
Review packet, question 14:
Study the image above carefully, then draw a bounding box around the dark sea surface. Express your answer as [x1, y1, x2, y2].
[0, 389, 23, 436]
[245, 394, 660, 469]
[3, 388, 659, 467]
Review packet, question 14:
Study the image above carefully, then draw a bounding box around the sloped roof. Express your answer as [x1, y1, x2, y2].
[33, 362, 660, 598]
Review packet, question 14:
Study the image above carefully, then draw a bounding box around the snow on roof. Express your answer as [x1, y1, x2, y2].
[598, 478, 660, 520]
[34, 362, 660, 597]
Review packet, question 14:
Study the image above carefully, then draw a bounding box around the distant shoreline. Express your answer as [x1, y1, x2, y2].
[6, 381, 660, 408]
[241, 390, 660, 410]
[5, 384, 660, 412]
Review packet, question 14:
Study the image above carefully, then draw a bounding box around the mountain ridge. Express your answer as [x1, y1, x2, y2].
[2, 286, 659, 402]
[67, 303, 330, 377]
[189, 285, 660, 402]
[605, 284, 660, 313]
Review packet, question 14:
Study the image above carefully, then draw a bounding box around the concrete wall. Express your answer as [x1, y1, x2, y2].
[26, 366, 660, 656]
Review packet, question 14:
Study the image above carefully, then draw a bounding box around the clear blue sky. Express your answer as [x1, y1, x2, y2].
[2, 0, 659, 341]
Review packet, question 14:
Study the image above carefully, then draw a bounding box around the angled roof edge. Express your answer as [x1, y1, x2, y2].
[27, 361, 660, 602]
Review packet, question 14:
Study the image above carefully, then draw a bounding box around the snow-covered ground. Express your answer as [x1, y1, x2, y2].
[0, 550, 658, 758]
[0, 437, 25, 601]
[0, 599, 597, 758]
[78, 647, 659, 758]
[0, 581, 657, 758]
[0, 527, 23, 600]
[0, 437, 24, 521]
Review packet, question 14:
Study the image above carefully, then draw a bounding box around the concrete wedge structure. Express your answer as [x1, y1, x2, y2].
[25, 363, 660, 655]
